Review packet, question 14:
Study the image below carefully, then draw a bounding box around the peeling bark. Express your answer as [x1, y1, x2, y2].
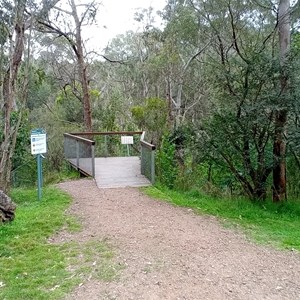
[0, 5, 26, 193]
[273, 0, 290, 202]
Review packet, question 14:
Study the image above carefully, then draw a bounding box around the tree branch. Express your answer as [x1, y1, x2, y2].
[36, 20, 80, 58]
[53, 6, 72, 15]
[100, 55, 129, 65]
[228, 4, 250, 64]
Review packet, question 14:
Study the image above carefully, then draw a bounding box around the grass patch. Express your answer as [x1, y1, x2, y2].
[0, 187, 118, 300]
[144, 185, 300, 251]
[43, 167, 80, 186]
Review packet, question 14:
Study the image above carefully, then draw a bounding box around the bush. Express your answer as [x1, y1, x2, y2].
[156, 135, 178, 189]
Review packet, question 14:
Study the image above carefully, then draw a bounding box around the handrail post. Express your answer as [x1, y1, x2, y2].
[104, 135, 108, 157]
[151, 150, 155, 184]
[141, 146, 145, 175]
[76, 140, 79, 169]
[92, 144, 95, 178]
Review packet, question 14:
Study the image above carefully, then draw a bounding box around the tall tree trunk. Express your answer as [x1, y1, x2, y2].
[70, 0, 92, 131]
[0, 5, 25, 193]
[273, 0, 290, 202]
[166, 77, 173, 127]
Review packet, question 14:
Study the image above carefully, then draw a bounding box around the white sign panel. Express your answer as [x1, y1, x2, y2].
[121, 136, 134, 145]
[31, 132, 47, 155]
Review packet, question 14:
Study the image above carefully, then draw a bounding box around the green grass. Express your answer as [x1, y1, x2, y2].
[0, 187, 118, 300]
[145, 185, 300, 251]
[43, 167, 81, 185]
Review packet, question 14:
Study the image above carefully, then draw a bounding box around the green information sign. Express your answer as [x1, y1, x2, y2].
[31, 129, 47, 200]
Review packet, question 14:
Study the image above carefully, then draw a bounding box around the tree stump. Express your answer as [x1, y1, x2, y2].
[0, 190, 16, 223]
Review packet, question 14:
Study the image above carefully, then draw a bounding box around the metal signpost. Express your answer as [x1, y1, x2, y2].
[31, 129, 47, 200]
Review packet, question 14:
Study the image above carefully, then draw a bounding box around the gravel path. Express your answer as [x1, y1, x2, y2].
[57, 179, 300, 300]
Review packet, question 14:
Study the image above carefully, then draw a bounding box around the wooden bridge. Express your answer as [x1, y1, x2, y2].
[63, 131, 155, 188]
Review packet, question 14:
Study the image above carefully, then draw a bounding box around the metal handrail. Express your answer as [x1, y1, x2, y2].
[141, 140, 156, 150]
[70, 131, 143, 136]
[63, 133, 95, 177]
[64, 131, 156, 184]
[63, 133, 95, 144]
[140, 131, 156, 184]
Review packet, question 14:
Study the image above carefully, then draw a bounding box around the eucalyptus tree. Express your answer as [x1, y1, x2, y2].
[99, 29, 167, 129]
[99, 31, 147, 128]
[35, 0, 99, 131]
[273, 0, 290, 201]
[160, 1, 211, 128]
[102, 5, 211, 130]
[0, 0, 29, 192]
[179, 0, 299, 200]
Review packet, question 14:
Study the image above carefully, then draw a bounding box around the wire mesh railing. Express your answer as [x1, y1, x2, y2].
[93, 134, 141, 157]
[63, 131, 156, 184]
[70, 131, 143, 158]
[63, 133, 95, 177]
[140, 132, 156, 184]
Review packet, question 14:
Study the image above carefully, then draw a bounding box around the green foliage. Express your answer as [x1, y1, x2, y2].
[11, 111, 31, 170]
[31, 105, 81, 172]
[145, 186, 300, 251]
[55, 84, 83, 124]
[163, 4, 199, 49]
[287, 156, 300, 199]
[130, 106, 145, 128]
[4, 0, 299, 203]
[131, 97, 168, 143]
[92, 90, 122, 131]
[90, 88, 100, 98]
[156, 135, 178, 188]
[0, 187, 118, 300]
[26, 65, 52, 110]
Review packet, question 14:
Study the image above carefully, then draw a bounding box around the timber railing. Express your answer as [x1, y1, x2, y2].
[63, 131, 156, 183]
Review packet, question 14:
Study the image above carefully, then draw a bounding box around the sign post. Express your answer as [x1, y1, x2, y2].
[121, 136, 134, 156]
[31, 129, 47, 200]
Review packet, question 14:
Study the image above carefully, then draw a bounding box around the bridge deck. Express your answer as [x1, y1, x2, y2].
[95, 157, 151, 188]
[68, 156, 151, 188]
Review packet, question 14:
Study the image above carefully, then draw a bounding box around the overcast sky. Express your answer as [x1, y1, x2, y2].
[84, 0, 167, 51]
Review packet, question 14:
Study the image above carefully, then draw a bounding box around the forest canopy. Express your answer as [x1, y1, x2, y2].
[0, 0, 299, 202]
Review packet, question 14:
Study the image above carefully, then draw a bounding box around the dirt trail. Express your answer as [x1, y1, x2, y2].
[57, 179, 300, 300]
